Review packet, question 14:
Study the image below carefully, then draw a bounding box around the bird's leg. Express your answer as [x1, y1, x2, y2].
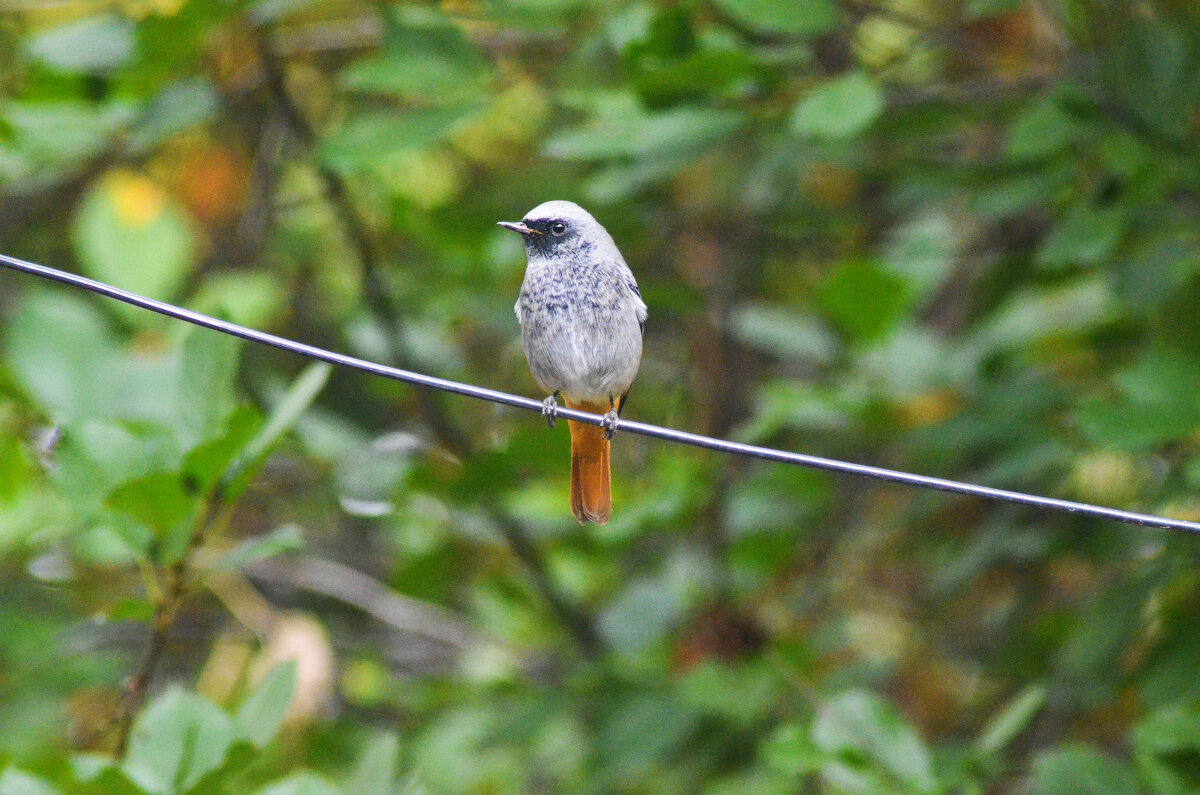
[541, 392, 561, 428]
[601, 396, 620, 440]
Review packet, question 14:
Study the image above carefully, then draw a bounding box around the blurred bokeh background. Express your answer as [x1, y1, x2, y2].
[2, 0, 1200, 792]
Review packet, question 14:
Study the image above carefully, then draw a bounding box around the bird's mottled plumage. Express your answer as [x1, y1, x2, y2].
[501, 200, 646, 524]
[511, 201, 646, 405]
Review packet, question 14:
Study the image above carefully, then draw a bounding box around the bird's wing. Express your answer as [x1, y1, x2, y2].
[624, 273, 647, 333]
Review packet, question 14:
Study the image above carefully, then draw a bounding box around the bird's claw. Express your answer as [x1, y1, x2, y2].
[601, 409, 620, 440]
[541, 395, 560, 428]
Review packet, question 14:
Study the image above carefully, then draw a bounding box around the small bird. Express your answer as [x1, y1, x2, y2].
[500, 201, 647, 524]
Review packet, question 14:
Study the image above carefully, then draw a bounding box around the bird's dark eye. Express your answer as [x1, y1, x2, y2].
[550, 221, 567, 236]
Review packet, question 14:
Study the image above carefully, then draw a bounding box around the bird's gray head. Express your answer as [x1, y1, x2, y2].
[498, 201, 621, 263]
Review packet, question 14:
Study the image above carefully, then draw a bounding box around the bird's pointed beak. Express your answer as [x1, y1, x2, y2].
[498, 221, 542, 236]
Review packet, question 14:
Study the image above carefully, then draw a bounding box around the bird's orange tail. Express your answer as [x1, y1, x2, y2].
[565, 401, 611, 524]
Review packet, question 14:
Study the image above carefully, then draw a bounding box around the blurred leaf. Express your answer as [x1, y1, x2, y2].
[128, 80, 219, 151]
[345, 732, 400, 795]
[0, 766, 62, 795]
[182, 405, 262, 492]
[975, 684, 1047, 755]
[214, 524, 304, 572]
[339, 7, 487, 103]
[819, 259, 913, 341]
[596, 694, 701, 783]
[1, 101, 134, 168]
[599, 576, 686, 653]
[677, 661, 778, 726]
[761, 723, 822, 776]
[234, 661, 297, 747]
[225, 362, 331, 497]
[812, 690, 937, 793]
[1036, 205, 1128, 269]
[191, 271, 288, 329]
[1030, 744, 1138, 795]
[69, 755, 143, 795]
[1075, 345, 1200, 449]
[179, 328, 241, 449]
[24, 16, 134, 73]
[713, 0, 837, 35]
[792, 72, 885, 140]
[320, 106, 480, 173]
[105, 471, 194, 544]
[965, 0, 1025, 17]
[5, 292, 119, 422]
[256, 772, 341, 795]
[1132, 706, 1200, 795]
[122, 688, 234, 795]
[729, 302, 838, 363]
[739, 379, 863, 441]
[885, 209, 957, 302]
[546, 102, 745, 161]
[72, 171, 197, 317]
[962, 278, 1114, 361]
[1006, 96, 1090, 161]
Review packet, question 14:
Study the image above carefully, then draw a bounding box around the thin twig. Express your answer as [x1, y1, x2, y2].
[112, 501, 222, 758]
[248, 555, 484, 650]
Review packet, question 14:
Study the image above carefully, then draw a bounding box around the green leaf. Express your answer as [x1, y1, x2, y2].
[0, 766, 62, 795]
[761, 723, 822, 776]
[819, 259, 913, 341]
[792, 72, 885, 140]
[345, 732, 400, 795]
[713, 0, 837, 35]
[1036, 205, 1128, 269]
[214, 524, 304, 572]
[105, 471, 195, 552]
[4, 292, 119, 422]
[182, 405, 263, 493]
[127, 80, 220, 151]
[812, 690, 937, 793]
[191, 271, 288, 330]
[1030, 744, 1138, 795]
[1132, 706, 1200, 795]
[975, 684, 1047, 755]
[962, 277, 1114, 361]
[179, 328, 242, 449]
[255, 772, 342, 795]
[729, 303, 838, 363]
[545, 104, 745, 161]
[25, 15, 134, 73]
[2, 100, 136, 172]
[1075, 345, 1200, 449]
[234, 661, 297, 747]
[1006, 96, 1090, 161]
[339, 7, 487, 103]
[71, 171, 198, 322]
[122, 688, 234, 795]
[225, 362, 331, 498]
[68, 754, 142, 794]
[320, 106, 480, 173]
[965, 0, 1025, 17]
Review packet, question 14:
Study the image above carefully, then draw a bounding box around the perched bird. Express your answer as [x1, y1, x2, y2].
[500, 201, 647, 524]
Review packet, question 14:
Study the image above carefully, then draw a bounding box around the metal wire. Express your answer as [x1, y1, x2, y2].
[3, 250, 1199, 536]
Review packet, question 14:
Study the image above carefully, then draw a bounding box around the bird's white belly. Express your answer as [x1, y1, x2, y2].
[522, 313, 642, 404]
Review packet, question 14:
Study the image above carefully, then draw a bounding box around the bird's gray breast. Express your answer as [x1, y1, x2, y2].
[516, 258, 644, 403]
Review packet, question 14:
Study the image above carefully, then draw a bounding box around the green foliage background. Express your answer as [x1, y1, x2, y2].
[2, 0, 1200, 792]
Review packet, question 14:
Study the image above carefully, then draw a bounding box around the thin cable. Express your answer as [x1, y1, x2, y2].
[3, 251, 1199, 537]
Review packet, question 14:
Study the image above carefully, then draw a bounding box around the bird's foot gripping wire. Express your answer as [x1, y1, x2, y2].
[601, 409, 620, 440]
[541, 393, 560, 428]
